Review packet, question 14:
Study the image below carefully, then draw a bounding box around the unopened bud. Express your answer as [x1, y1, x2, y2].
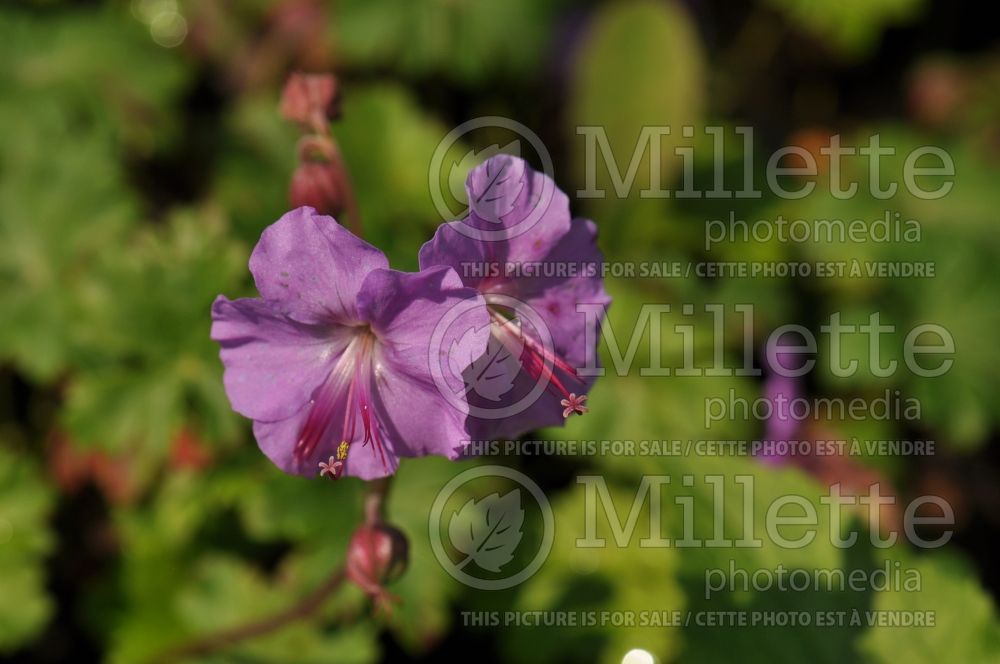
[345, 523, 409, 600]
[280, 72, 340, 127]
[289, 160, 343, 216]
[908, 61, 965, 127]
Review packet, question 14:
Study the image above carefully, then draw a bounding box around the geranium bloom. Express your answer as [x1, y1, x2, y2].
[419, 155, 610, 439]
[211, 207, 489, 480]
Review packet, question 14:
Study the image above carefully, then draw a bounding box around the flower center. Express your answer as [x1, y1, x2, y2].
[294, 326, 389, 478]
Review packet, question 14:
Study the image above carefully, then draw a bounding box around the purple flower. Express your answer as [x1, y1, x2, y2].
[759, 335, 804, 466]
[419, 155, 610, 439]
[211, 207, 489, 480]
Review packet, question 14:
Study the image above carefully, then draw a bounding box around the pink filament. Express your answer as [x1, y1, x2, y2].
[490, 310, 584, 403]
[293, 332, 389, 473]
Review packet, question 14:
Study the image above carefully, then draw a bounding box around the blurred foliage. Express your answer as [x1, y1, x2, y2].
[859, 552, 1000, 663]
[0, 447, 54, 652]
[1, 0, 999, 662]
[568, 0, 705, 251]
[331, 0, 567, 83]
[764, 0, 926, 56]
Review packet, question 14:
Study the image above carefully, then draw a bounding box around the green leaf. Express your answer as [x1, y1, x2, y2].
[568, 0, 705, 239]
[0, 105, 137, 380]
[859, 552, 1000, 663]
[0, 7, 188, 380]
[332, 0, 564, 82]
[764, 0, 926, 57]
[63, 208, 245, 458]
[507, 482, 686, 664]
[0, 6, 188, 150]
[0, 444, 56, 652]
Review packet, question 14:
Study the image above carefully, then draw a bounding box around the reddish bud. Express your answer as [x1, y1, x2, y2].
[280, 72, 340, 127]
[88, 453, 137, 506]
[787, 127, 835, 177]
[47, 431, 137, 505]
[48, 432, 91, 494]
[289, 160, 343, 216]
[345, 523, 409, 607]
[908, 61, 965, 127]
[169, 428, 213, 471]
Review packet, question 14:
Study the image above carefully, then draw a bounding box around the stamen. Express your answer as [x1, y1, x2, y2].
[359, 397, 389, 472]
[297, 328, 390, 476]
[294, 370, 347, 463]
[489, 308, 588, 418]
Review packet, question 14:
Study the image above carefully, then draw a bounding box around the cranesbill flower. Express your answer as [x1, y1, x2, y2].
[419, 155, 610, 439]
[211, 207, 489, 480]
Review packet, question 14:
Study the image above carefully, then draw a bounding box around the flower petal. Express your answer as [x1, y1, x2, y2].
[355, 266, 491, 464]
[210, 296, 349, 422]
[420, 156, 572, 277]
[472, 155, 571, 261]
[249, 206, 388, 325]
[520, 218, 612, 368]
[252, 403, 339, 478]
[417, 218, 495, 291]
[252, 371, 402, 481]
[470, 371, 574, 441]
[466, 156, 571, 254]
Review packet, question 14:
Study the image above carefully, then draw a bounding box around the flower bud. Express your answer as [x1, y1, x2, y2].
[908, 60, 965, 127]
[279, 72, 340, 127]
[289, 160, 343, 216]
[345, 523, 409, 599]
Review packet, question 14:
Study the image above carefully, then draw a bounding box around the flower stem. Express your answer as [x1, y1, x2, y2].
[145, 478, 393, 664]
[145, 567, 346, 664]
[306, 110, 364, 239]
[364, 476, 391, 524]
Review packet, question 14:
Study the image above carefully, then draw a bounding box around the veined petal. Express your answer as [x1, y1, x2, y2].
[467, 155, 571, 262]
[419, 155, 573, 287]
[355, 266, 491, 463]
[249, 206, 388, 325]
[358, 266, 488, 374]
[471, 371, 576, 441]
[350, 366, 469, 477]
[520, 218, 612, 368]
[210, 296, 350, 422]
[253, 401, 342, 478]
[417, 219, 495, 291]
